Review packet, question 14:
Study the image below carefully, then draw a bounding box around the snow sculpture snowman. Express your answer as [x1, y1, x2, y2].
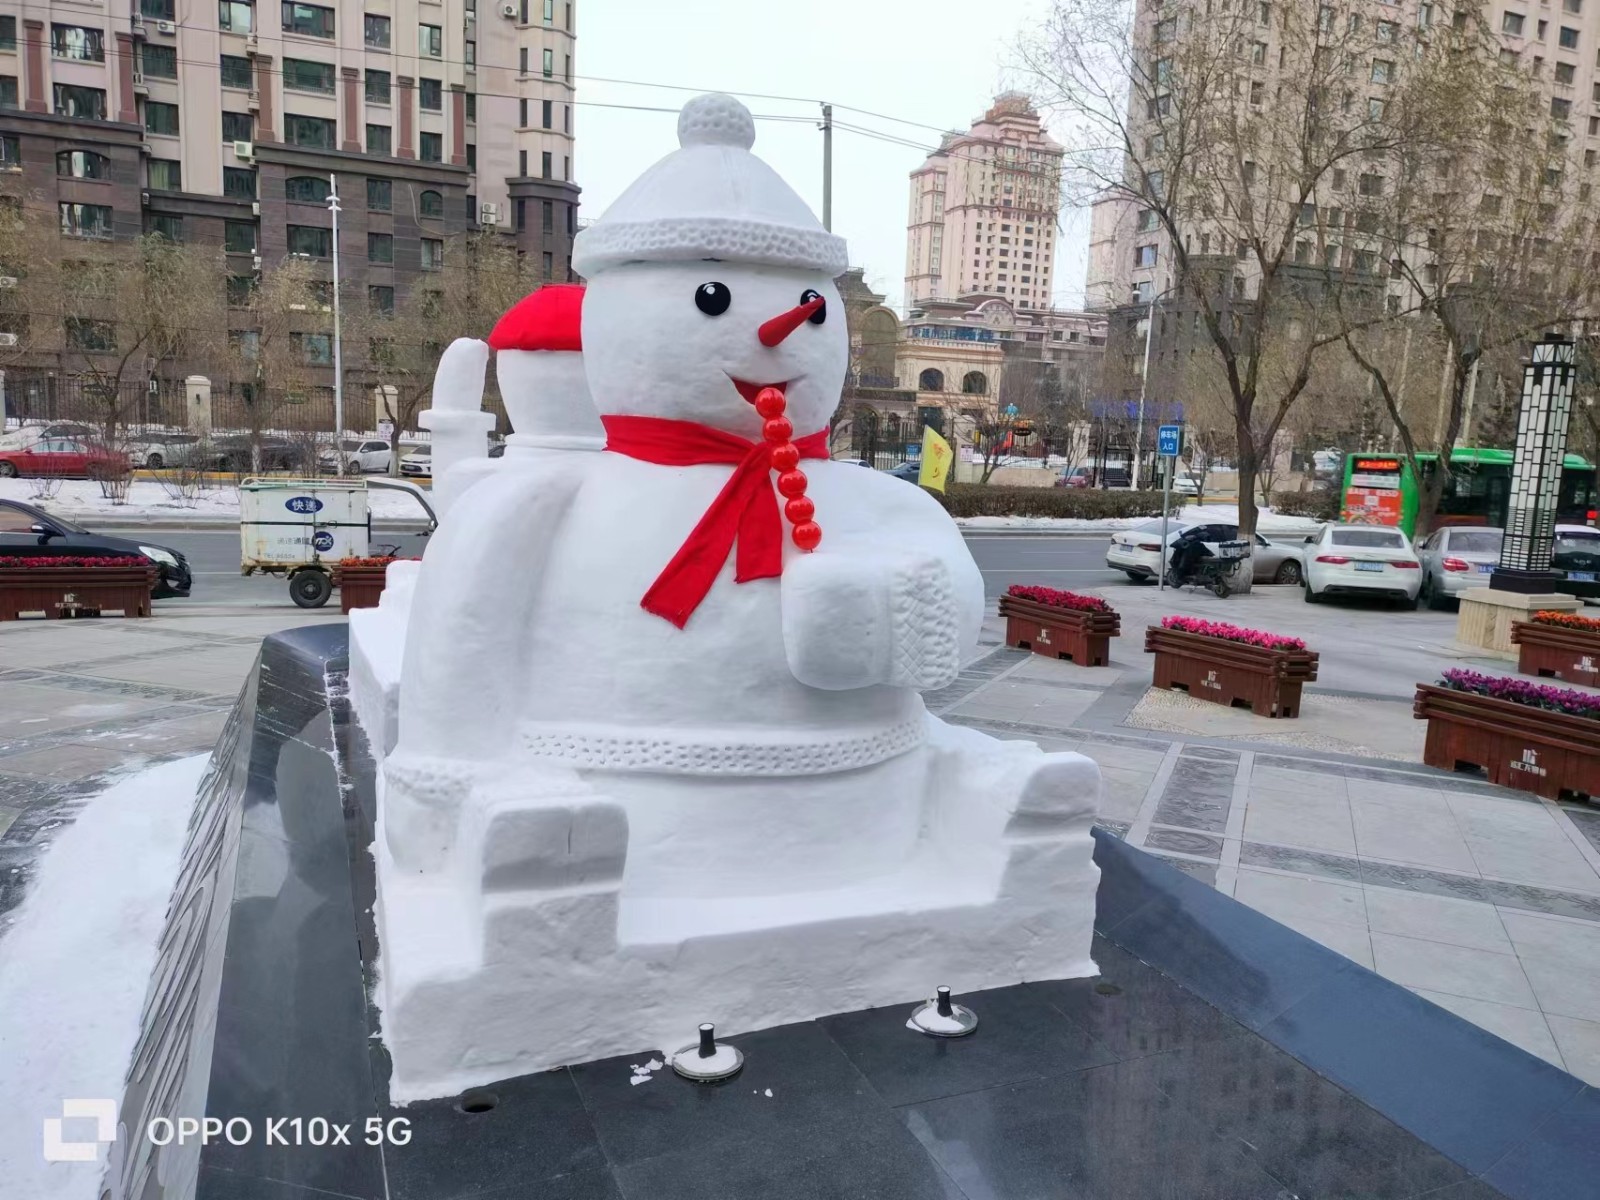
[372, 94, 1101, 1102]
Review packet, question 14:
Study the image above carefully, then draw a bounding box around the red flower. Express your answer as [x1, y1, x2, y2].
[1532, 610, 1600, 634]
[0, 556, 151, 569]
[338, 556, 418, 567]
[1161, 615, 1307, 652]
[1005, 584, 1113, 614]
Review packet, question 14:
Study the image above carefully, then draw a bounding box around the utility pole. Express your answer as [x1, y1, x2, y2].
[328, 172, 345, 474]
[1132, 290, 1158, 490]
[820, 103, 833, 232]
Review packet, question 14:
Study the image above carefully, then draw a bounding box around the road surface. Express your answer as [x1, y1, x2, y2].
[148, 529, 1126, 607]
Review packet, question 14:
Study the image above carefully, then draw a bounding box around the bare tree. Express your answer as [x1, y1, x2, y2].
[225, 255, 331, 471]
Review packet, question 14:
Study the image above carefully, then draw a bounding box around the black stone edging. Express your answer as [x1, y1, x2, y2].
[1092, 829, 1600, 1200]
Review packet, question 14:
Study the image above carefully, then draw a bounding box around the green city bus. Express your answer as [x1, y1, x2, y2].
[1339, 448, 1598, 538]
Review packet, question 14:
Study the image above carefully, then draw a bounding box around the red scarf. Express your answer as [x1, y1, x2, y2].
[603, 414, 828, 628]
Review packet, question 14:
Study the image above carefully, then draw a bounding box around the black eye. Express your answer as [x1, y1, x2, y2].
[801, 288, 827, 324]
[695, 282, 731, 315]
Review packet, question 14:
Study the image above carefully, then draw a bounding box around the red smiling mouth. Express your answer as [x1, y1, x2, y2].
[729, 377, 790, 405]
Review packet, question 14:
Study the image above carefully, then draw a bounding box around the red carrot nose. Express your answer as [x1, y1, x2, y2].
[758, 296, 825, 347]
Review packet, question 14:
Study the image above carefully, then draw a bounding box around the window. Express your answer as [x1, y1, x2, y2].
[1557, 62, 1577, 83]
[293, 332, 332, 365]
[282, 2, 334, 36]
[542, 199, 554, 233]
[366, 69, 390, 103]
[1377, 20, 1397, 41]
[419, 190, 443, 218]
[542, 98, 553, 128]
[564, 104, 571, 132]
[142, 0, 175, 16]
[221, 54, 252, 88]
[520, 47, 529, 74]
[1561, 26, 1580, 49]
[285, 114, 336, 149]
[1539, 19, 1549, 39]
[219, 1, 253, 32]
[1250, 80, 1264, 105]
[543, 0, 554, 21]
[1567, 0, 1583, 12]
[465, 143, 475, 169]
[542, 251, 554, 279]
[57, 150, 109, 180]
[1236, 238, 1250, 259]
[1554, 96, 1574, 118]
[148, 159, 181, 190]
[367, 178, 391, 210]
[66, 318, 115, 351]
[227, 274, 254, 306]
[366, 124, 391, 156]
[52, 25, 106, 62]
[55, 85, 108, 121]
[1369, 97, 1386, 120]
[60, 202, 113, 238]
[1251, 42, 1266, 65]
[420, 78, 442, 110]
[565, 2, 572, 28]
[224, 220, 256, 252]
[368, 285, 394, 314]
[419, 132, 442, 162]
[1503, 11, 1524, 35]
[367, 232, 393, 262]
[0, 76, 20, 110]
[466, 92, 476, 122]
[542, 150, 552, 178]
[287, 225, 330, 257]
[567, 203, 575, 235]
[564, 54, 570, 80]
[465, 38, 476, 67]
[224, 167, 256, 198]
[0, 15, 14, 49]
[364, 14, 390, 48]
[543, 48, 553, 76]
[1370, 59, 1392, 84]
[144, 102, 181, 138]
[284, 58, 335, 94]
[519, 149, 527, 176]
[141, 45, 177, 78]
[1134, 244, 1158, 267]
[1242, 160, 1257, 184]
[419, 24, 442, 56]
[1358, 172, 1384, 196]
[0, 135, 16, 169]
[285, 175, 330, 203]
[519, 97, 528, 126]
[144, 214, 182, 243]
[1480, 193, 1501, 215]
[515, 198, 525, 230]
[230, 330, 260, 359]
[421, 238, 443, 270]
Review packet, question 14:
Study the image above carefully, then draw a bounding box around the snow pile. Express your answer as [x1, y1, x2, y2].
[0, 755, 207, 1199]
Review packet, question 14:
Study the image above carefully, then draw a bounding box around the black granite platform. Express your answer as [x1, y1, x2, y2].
[111, 627, 1599, 1200]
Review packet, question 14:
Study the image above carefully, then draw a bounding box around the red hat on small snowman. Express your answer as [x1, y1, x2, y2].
[487, 283, 601, 445]
[488, 283, 583, 353]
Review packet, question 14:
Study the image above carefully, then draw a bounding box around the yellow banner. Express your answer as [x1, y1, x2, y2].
[918, 425, 954, 493]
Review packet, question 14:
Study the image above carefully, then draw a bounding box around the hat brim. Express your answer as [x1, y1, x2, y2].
[572, 217, 849, 277]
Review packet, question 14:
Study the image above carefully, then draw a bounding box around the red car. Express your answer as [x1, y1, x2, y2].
[0, 438, 129, 479]
[1055, 467, 1093, 488]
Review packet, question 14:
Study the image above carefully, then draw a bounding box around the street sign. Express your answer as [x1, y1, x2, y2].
[1157, 424, 1183, 457]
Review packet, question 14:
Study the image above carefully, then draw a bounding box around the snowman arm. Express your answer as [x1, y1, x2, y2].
[430, 337, 490, 413]
[398, 465, 583, 762]
[781, 493, 983, 693]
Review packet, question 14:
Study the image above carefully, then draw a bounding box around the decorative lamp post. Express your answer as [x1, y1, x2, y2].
[1491, 333, 1576, 594]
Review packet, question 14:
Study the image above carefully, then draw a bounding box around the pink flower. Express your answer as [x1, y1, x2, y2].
[1161, 615, 1307, 652]
[1439, 668, 1600, 720]
[1006, 584, 1113, 615]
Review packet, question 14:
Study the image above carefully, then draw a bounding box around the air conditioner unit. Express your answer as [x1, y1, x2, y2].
[479, 201, 499, 225]
[157, 19, 176, 34]
[0, 276, 15, 288]
[500, 2, 517, 16]
[234, 140, 254, 161]
[251, 200, 261, 216]
[0, 333, 17, 347]
[246, 90, 260, 112]
[141, 190, 150, 206]
[251, 255, 263, 270]
[245, 32, 259, 52]
[133, 71, 148, 94]
[129, 12, 146, 35]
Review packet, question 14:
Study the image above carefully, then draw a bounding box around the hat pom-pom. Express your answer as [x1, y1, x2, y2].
[677, 93, 756, 151]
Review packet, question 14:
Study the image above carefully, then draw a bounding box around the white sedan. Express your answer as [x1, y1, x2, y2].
[1303, 524, 1423, 607]
[1106, 519, 1305, 584]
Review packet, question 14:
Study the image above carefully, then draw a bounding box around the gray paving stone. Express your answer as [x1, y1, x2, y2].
[1146, 828, 1224, 859]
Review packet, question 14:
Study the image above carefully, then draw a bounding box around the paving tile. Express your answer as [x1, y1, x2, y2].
[1408, 988, 1564, 1065]
[1149, 854, 1218, 885]
[1350, 795, 1480, 874]
[0, 742, 145, 781]
[1239, 840, 1363, 882]
[1242, 788, 1357, 855]
[1545, 1014, 1600, 1086]
[1276, 915, 1374, 968]
[1518, 956, 1600, 1023]
[1370, 933, 1538, 1010]
[1144, 828, 1223, 858]
[1364, 888, 1514, 954]
[1250, 762, 1348, 797]
[1234, 868, 1368, 929]
[1497, 909, 1600, 965]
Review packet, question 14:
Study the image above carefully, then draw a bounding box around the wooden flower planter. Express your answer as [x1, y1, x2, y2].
[1414, 684, 1600, 801]
[1144, 627, 1319, 718]
[999, 594, 1120, 666]
[0, 564, 156, 620]
[1511, 621, 1600, 688]
[335, 563, 389, 614]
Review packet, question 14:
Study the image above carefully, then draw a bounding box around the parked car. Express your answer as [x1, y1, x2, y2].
[0, 438, 128, 479]
[126, 431, 204, 469]
[1552, 524, 1600, 599]
[1106, 520, 1304, 585]
[1056, 466, 1093, 488]
[1170, 474, 1202, 497]
[1416, 526, 1502, 609]
[319, 438, 395, 475]
[1100, 466, 1133, 489]
[400, 448, 432, 477]
[886, 461, 922, 482]
[0, 497, 191, 596]
[0, 422, 96, 450]
[211, 435, 304, 473]
[1302, 524, 1422, 607]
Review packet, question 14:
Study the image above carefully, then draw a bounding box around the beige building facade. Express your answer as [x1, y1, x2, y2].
[904, 92, 1064, 310]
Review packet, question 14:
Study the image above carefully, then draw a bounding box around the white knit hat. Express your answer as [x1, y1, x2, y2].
[572, 93, 848, 277]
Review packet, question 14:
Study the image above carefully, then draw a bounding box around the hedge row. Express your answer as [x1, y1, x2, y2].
[1269, 490, 1341, 522]
[933, 484, 1172, 519]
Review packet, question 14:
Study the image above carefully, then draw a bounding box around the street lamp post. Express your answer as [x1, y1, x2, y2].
[1132, 289, 1159, 490]
[327, 173, 345, 475]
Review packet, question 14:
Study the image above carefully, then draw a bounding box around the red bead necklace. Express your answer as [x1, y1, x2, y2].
[755, 386, 822, 552]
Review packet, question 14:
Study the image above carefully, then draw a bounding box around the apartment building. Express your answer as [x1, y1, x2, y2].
[0, 0, 578, 318]
[904, 92, 1064, 310]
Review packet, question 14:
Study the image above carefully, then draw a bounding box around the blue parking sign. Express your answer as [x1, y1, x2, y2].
[1157, 424, 1183, 457]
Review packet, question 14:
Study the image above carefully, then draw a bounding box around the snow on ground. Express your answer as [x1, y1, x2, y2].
[1, 477, 434, 525]
[956, 505, 1324, 537]
[0, 755, 207, 1200]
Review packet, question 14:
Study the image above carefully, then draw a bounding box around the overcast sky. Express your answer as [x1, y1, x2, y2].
[574, 0, 1089, 315]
